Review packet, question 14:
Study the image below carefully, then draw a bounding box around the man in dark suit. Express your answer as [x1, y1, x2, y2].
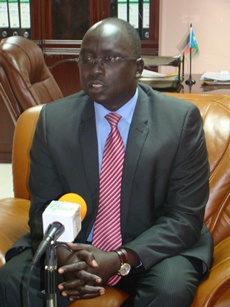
[0, 17, 213, 306]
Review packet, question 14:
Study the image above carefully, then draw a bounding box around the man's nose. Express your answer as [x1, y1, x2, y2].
[92, 58, 104, 66]
[90, 59, 105, 74]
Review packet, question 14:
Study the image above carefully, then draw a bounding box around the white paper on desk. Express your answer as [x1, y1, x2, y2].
[141, 69, 168, 78]
[200, 71, 230, 81]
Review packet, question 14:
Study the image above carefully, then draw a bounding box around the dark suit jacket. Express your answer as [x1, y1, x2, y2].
[22, 83, 213, 276]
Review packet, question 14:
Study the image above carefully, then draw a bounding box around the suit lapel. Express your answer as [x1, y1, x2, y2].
[120, 88, 150, 233]
[79, 101, 100, 213]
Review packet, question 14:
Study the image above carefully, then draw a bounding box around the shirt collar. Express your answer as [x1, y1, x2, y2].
[94, 88, 138, 125]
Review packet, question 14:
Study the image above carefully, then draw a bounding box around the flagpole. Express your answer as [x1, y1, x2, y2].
[185, 48, 196, 85]
[185, 24, 196, 85]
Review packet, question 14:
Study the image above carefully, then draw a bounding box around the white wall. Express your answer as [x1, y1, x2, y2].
[159, 0, 230, 74]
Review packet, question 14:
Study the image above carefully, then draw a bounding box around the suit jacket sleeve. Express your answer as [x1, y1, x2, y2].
[28, 105, 67, 252]
[121, 86, 212, 271]
[28, 93, 98, 252]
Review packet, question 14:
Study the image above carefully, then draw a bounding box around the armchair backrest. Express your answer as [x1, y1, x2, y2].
[13, 94, 230, 246]
[0, 36, 63, 123]
[13, 104, 42, 199]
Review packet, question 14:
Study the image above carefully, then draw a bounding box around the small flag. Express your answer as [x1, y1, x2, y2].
[178, 24, 199, 57]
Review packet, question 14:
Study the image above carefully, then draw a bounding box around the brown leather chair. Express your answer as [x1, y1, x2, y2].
[0, 36, 63, 124]
[0, 93, 229, 306]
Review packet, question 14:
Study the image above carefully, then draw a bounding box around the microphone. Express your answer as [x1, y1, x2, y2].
[58, 192, 87, 222]
[32, 193, 87, 264]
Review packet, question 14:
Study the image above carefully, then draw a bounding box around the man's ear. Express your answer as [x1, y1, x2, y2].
[135, 58, 144, 78]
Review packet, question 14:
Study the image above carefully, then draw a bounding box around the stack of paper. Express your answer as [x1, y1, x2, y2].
[141, 69, 178, 79]
[139, 69, 179, 89]
[200, 71, 230, 85]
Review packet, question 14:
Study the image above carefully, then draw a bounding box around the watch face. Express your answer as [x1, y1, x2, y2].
[119, 263, 131, 276]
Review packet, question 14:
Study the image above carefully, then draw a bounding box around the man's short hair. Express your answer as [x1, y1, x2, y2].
[103, 17, 142, 58]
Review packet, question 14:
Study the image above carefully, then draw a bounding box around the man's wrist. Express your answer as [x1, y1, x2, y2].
[115, 248, 131, 276]
[120, 247, 140, 267]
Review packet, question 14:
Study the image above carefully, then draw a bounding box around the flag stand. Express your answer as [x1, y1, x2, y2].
[185, 48, 196, 85]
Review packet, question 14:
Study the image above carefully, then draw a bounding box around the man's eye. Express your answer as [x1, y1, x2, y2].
[103, 57, 116, 63]
[83, 57, 93, 63]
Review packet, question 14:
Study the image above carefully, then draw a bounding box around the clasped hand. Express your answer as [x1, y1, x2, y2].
[57, 243, 120, 301]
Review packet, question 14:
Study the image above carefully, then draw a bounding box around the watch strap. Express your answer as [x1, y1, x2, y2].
[116, 248, 128, 264]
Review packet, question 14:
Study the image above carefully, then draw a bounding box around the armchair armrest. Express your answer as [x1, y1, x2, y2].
[0, 198, 30, 266]
[69, 286, 129, 307]
[191, 236, 230, 306]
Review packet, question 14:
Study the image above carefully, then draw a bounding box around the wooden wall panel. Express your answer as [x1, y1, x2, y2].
[0, 95, 14, 163]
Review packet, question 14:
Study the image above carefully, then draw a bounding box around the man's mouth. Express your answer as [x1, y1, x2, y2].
[92, 83, 103, 88]
[88, 81, 106, 94]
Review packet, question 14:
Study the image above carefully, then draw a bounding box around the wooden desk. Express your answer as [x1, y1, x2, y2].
[140, 74, 230, 95]
[179, 74, 230, 94]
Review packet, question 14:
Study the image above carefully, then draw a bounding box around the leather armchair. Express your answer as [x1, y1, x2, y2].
[0, 93, 229, 306]
[0, 36, 63, 124]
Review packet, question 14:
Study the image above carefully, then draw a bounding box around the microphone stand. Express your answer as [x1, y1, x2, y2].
[42, 242, 71, 307]
[44, 243, 58, 307]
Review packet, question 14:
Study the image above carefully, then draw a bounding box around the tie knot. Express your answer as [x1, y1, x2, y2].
[105, 113, 121, 128]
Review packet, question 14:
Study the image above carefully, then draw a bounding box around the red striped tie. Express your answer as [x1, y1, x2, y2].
[92, 113, 124, 285]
